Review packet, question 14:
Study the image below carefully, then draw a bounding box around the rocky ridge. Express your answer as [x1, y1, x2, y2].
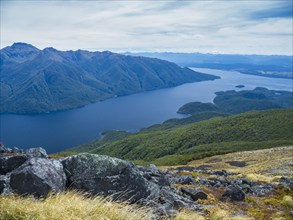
[1, 145, 292, 218]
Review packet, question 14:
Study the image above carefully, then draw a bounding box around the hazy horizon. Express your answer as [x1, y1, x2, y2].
[3, 42, 293, 57]
[1, 0, 292, 55]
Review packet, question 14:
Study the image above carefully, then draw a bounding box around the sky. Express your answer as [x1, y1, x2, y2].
[0, 0, 292, 55]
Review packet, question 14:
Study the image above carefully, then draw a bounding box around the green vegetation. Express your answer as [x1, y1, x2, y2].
[71, 130, 131, 153]
[69, 88, 293, 166]
[84, 109, 293, 165]
[0, 43, 218, 114]
[244, 188, 293, 220]
[141, 111, 229, 132]
[179, 87, 292, 116]
[177, 102, 220, 115]
[213, 87, 292, 114]
[144, 87, 292, 133]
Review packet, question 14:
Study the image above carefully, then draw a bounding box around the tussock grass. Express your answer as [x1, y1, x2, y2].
[282, 195, 293, 207]
[173, 210, 205, 220]
[0, 191, 152, 220]
[209, 208, 254, 220]
[187, 146, 293, 181]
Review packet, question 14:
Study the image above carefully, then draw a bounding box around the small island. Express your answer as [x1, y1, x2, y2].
[235, 84, 245, 88]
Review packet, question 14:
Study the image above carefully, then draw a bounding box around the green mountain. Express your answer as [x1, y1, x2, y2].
[178, 87, 293, 115]
[81, 109, 293, 166]
[0, 43, 218, 114]
[70, 88, 293, 165]
[136, 87, 292, 132]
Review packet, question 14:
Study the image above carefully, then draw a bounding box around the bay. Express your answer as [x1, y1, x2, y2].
[0, 68, 292, 153]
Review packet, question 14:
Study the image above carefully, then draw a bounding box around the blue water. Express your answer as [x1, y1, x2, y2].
[1, 68, 292, 153]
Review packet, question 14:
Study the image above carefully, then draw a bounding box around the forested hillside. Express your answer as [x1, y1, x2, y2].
[72, 109, 293, 165]
[0, 43, 218, 114]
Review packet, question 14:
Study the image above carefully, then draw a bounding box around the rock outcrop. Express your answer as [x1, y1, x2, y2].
[10, 157, 66, 197]
[0, 155, 27, 175]
[26, 147, 48, 158]
[0, 146, 204, 217]
[1, 145, 290, 218]
[221, 185, 245, 201]
[138, 164, 204, 216]
[181, 187, 208, 201]
[61, 153, 150, 203]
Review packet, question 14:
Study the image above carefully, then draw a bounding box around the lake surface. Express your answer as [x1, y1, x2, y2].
[1, 68, 292, 153]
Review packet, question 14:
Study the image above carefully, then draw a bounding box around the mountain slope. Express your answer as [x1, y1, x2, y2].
[84, 109, 293, 165]
[0, 43, 218, 114]
[125, 52, 293, 79]
[178, 87, 293, 115]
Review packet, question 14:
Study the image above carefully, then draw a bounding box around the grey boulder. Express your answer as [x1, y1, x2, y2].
[26, 147, 48, 158]
[251, 184, 274, 197]
[172, 175, 196, 185]
[156, 186, 204, 212]
[222, 185, 245, 201]
[0, 175, 12, 195]
[0, 155, 27, 175]
[181, 187, 208, 201]
[0, 177, 4, 193]
[61, 153, 150, 203]
[10, 157, 66, 197]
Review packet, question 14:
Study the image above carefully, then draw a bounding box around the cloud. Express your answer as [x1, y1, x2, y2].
[249, 0, 293, 19]
[0, 0, 292, 55]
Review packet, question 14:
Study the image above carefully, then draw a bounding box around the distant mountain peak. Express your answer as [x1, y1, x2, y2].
[43, 47, 58, 52]
[10, 42, 40, 51]
[1, 42, 40, 63]
[12, 42, 33, 46]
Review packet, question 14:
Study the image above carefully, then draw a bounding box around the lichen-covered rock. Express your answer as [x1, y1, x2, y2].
[0, 144, 12, 154]
[25, 147, 48, 158]
[222, 185, 245, 201]
[0, 175, 12, 195]
[11, 147, 24, 154]
[181, 187, 208, 201]
[0, 177, 4, 193]
[61, 153, 150, 203]
[9, 158, 66, 197]
[0, 155, 27, 175]
[279, 177, 293, 188]
[156, 186, 203, 212]
[171, 175, 196, 185]
[139, 164, 172, 186]
[250, 184, 274, 197]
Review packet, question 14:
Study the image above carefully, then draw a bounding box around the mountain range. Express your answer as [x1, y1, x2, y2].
[0, 43, 218, 114]
[125, 52, 293, 79]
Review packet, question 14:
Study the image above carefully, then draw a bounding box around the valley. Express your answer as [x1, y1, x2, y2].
[1, 68, 292, 153]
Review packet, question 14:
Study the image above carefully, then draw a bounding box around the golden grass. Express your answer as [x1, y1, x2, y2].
[173, 210, 205, 220]
[164, 146, 293, 220]
[187, 146, 293, 182]
[3, 146, 292, 220]
[0, 191, 152, 220]
[282, 195, 293, 207]
[209, 208, 254, 220]
[243, 173, 280, 183]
